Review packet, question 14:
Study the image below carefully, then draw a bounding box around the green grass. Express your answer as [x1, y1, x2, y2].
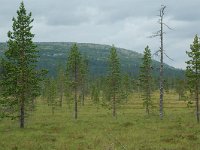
[0, 92, 200, 150]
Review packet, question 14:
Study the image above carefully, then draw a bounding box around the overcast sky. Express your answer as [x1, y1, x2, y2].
[0, 0, 200, 69]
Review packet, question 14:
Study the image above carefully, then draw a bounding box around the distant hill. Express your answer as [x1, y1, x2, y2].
[0, 42, 185, 78]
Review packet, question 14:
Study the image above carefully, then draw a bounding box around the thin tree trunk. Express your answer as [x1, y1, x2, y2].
[30, 98, 35, 111]
[146, 103, 149, 115]
[82, 91, 85, 106]
[113, 92, 116, 117]
[147, 74, 151, 115]
[126, 92, 128, 103]
[195, 63, 199, 123]
[159, 49, 164, 119]
[195, 85, 199, 123]
[147, 84, 150, 115]
[81, 86, 85, 106]
[60, 91, 63, 107]
[74, 86, 77, 119]
[20, 49, 25, 128]
[74, 59, 78, 119]
[52, 106, 55, 115]
[20, 95, 25, 128]
[159, 7, 164, 120]
[68, 98, 71, 109]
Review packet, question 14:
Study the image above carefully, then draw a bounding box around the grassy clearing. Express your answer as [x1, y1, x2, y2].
[0, 91, 200, 150]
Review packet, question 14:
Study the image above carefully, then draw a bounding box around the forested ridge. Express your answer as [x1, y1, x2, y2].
[0, 42, 185, 78]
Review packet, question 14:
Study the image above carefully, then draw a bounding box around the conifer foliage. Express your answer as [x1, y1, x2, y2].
[139, 46, 152, 114]
[186, 35, 200, 123]
[56, 66, 65, 107]
[80, 57, 89, 106]
[66, 43, 83, 119]
[108, 45, 121, 117]
[46, 79, 57, 115]
[91, 84, 100, 111]
[0, 2, 44, 128]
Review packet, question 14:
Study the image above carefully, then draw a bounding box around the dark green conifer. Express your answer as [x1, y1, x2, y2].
[108, 45, 121, 117]
[0, 2, 45, 128]
[186, 35, 200, 123]
[66, 43, 82, 119]
[139, 46, 152, 115]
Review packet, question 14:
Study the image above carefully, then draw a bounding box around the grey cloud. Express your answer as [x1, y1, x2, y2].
[166, 0, 200, 21]
[26, 0, 162, 26]
[1, 0, 200, 69]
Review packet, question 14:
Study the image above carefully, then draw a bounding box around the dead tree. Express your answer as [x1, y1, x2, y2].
[150, 5, 172, 119]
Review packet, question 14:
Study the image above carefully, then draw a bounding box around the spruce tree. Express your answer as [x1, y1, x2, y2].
[0, 2, 44, 128]
[66, 43, 82, 119]
[108, 45, 121, 117]
[139, 46, 152, 115]
[186, 35, 200, 123]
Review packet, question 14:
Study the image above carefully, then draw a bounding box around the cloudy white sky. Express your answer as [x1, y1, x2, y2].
[0, 0, 200, 69]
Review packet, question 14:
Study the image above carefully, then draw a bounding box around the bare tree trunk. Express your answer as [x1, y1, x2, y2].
[20, 95, 25, 128]
[30, 98, 35, 111]
[60, 90, 63, 107]
[82, 86, 85, 106]
[195, 85, 199, 123]
[159, 6, 165, 120]
[20, 49, 25, 128]
[52, 106, 55, 115]
[159, 59, 164, 119]
[67, 98, 71, 109]
[113, 92, 116, 117]
[146, 103, 149, 115]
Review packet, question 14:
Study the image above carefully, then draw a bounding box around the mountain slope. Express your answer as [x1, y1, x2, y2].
[0, 42, 184, 78]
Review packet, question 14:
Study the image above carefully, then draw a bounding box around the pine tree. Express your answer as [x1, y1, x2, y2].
[91, 84, 100, 111]
[66, 43, 82, 119]
[46, 78, 57, 115]
[65, 74, 73, 109]
[175, 79, 186, 100]
[80, 57, 89, 106]
[0, 2, 44, 128]
[164, 79, 170, 94]
[102, 77, 111, 107]
[186, 35, 200, 123]
[108, 45, 121, 117]
[139, 46, 152, 115]
[122, 74, 131, 103]
[56, 66, 65, 107]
